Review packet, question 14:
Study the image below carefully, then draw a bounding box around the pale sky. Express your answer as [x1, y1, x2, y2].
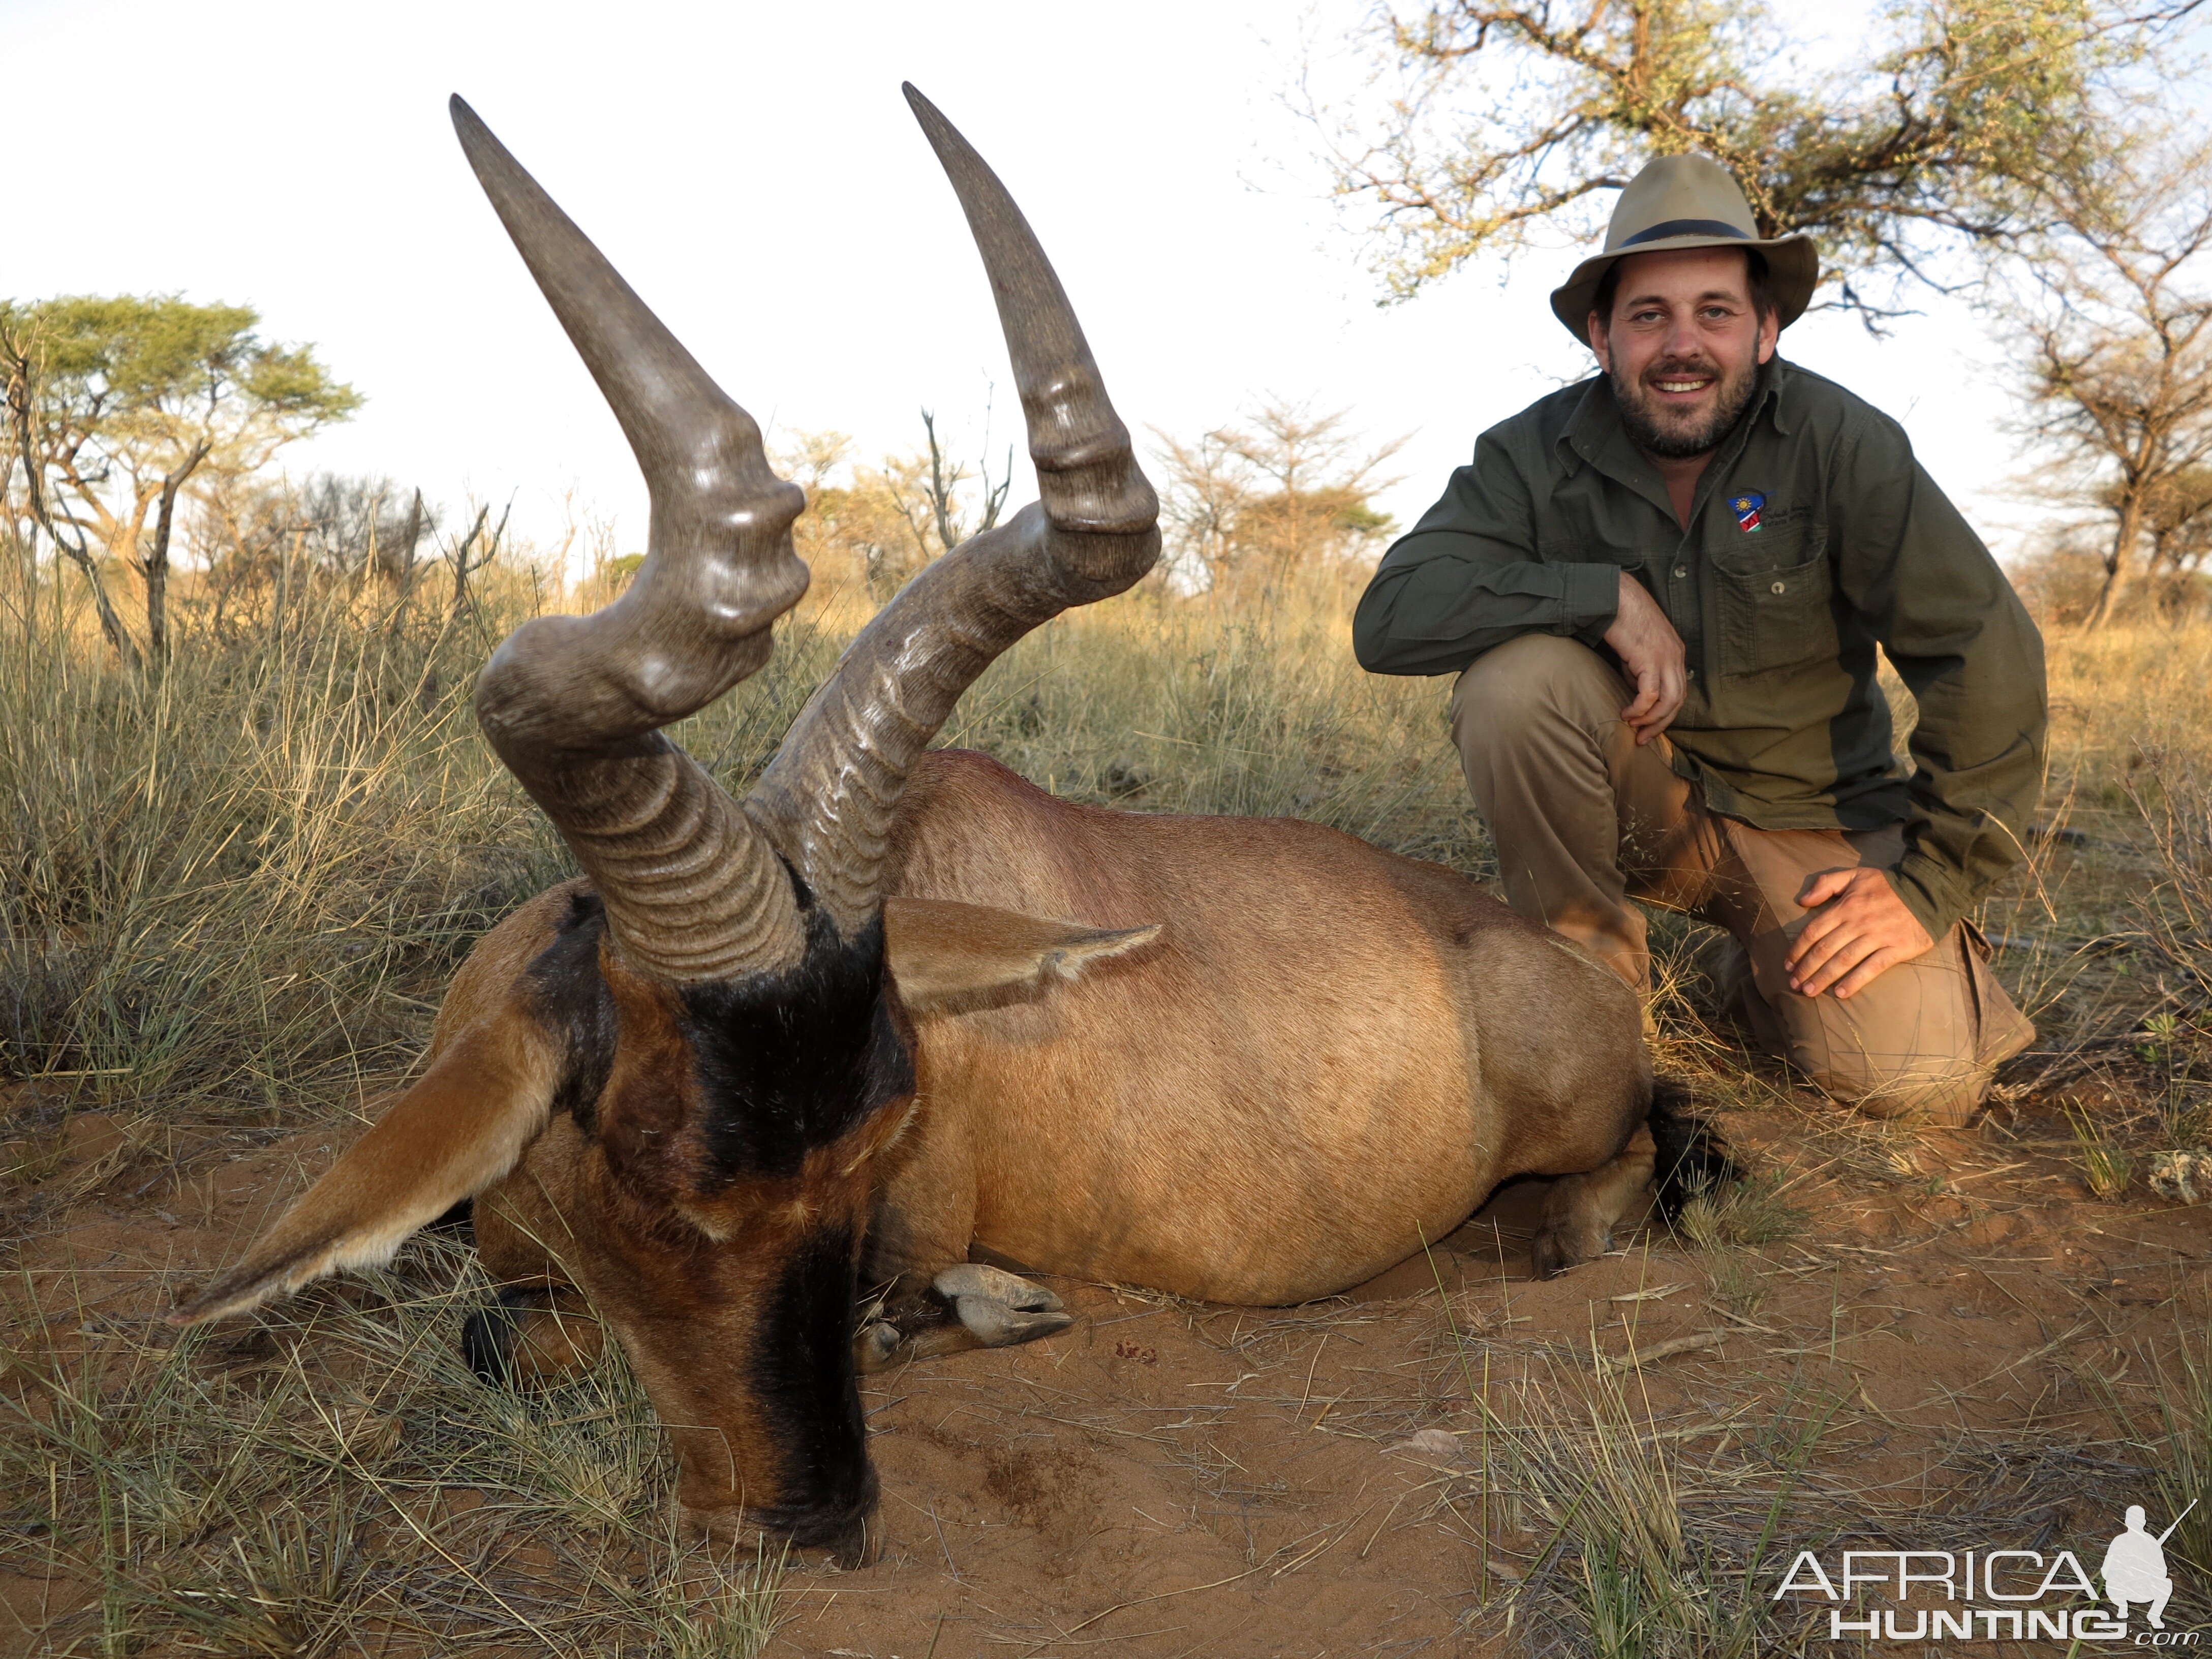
[3, 0, 2037, 568]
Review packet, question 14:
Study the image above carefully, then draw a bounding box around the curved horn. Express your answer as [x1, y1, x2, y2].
[746, 85, 1161, 936]
[452, 96, 811, 983]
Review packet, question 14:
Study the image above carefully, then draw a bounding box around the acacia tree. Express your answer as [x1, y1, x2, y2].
[1321, 0, 2194, 312]
[1154, 400, 1404, 598]
[0, 295, 359, 660]
[2006, 138, 2212, 626]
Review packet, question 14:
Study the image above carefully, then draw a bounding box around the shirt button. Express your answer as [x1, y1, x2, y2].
[1770, 580, 1786, 594]
[1673, 566, 1688, 579]
[1686, 667, 1699, 681]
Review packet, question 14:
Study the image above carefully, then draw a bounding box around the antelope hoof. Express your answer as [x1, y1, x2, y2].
[932, 1262, 1063, 1312]
[855, 1319, 902, 1373]
[952, 1297, 1074, 1348]
[1530, 1220, 1611, 1281]
[932, 1264, 1071, 1348]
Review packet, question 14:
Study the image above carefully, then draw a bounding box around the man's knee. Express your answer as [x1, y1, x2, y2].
[1452, 634, 1626, 758]
[1795, 1043, 1988, 1127]
[1742, 943, 1994, 1126]
[1725, 856, 2022, 1127]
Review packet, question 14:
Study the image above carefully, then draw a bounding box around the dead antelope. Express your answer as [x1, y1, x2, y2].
[173, 88, 1715, 1563]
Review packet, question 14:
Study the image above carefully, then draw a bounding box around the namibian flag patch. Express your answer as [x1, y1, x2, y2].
[1731, 490, 1766, 532]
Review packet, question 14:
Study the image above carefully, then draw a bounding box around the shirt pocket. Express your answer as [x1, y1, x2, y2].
[1716, 539, 1835, 677]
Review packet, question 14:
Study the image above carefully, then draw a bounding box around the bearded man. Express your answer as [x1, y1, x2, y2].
[1354, 154, 2046, 1125]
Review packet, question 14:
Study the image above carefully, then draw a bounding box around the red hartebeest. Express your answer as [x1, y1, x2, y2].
[173, 88, 1714, 1563]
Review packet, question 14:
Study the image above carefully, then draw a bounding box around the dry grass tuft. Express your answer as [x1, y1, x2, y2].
[1677, 1175, 1809, 1252]
[1445, 1352, 1833, 1658]
[2065, 1094, 2136, 1196]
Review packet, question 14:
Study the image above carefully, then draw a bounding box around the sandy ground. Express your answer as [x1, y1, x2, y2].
[5, 1086, 2210, 1656]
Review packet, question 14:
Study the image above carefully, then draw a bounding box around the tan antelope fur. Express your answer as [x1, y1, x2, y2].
[172, 88, 1713, 1563]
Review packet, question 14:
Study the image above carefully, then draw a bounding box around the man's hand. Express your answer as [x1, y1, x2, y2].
[1785, 867, 1936, 999]
[1603, 571, 1686, 744]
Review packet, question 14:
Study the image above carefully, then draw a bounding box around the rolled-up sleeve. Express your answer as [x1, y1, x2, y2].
[1354, 432, 1622, 677]
[1831, 417, 2047, 939]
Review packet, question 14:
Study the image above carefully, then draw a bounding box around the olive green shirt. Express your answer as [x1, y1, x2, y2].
[1353, 357, 2046, 942]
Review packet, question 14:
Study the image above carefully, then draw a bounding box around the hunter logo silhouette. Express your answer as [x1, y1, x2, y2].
[2104, 1501, 2194, 1629]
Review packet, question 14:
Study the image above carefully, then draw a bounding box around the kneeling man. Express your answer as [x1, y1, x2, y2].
[1355, 155, 2045, 1125]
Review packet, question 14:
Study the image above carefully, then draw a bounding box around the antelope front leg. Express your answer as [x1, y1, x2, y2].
[464, 1283, 606, 1387]
[1530, 1125, 1656, 1279]
[464, 1165, 606, 1388]
[855, 1263, 1071, 1371]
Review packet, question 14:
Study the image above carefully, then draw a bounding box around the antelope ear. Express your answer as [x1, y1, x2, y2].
[883, 897, 1160, 1014]
[169, 1019, 558, 1327]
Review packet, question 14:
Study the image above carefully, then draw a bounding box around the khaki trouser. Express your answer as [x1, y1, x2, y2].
[1451, 635, 2034, 1125]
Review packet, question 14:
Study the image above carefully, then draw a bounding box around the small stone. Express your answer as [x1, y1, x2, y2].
[2148, 1149, 2212, 1204]
[1386, 1427, 1462, 1460]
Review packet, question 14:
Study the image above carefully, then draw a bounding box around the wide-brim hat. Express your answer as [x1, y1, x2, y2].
[1549, 153, 1819, 344]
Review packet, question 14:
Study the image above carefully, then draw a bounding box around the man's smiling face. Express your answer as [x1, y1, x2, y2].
[1588, 247, 1779, 459]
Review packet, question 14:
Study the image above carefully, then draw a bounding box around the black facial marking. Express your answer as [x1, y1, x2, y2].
[681, 909, 916, 1183]
[526, 889, 618, 1133]
[744, 1218, 878, 1547]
